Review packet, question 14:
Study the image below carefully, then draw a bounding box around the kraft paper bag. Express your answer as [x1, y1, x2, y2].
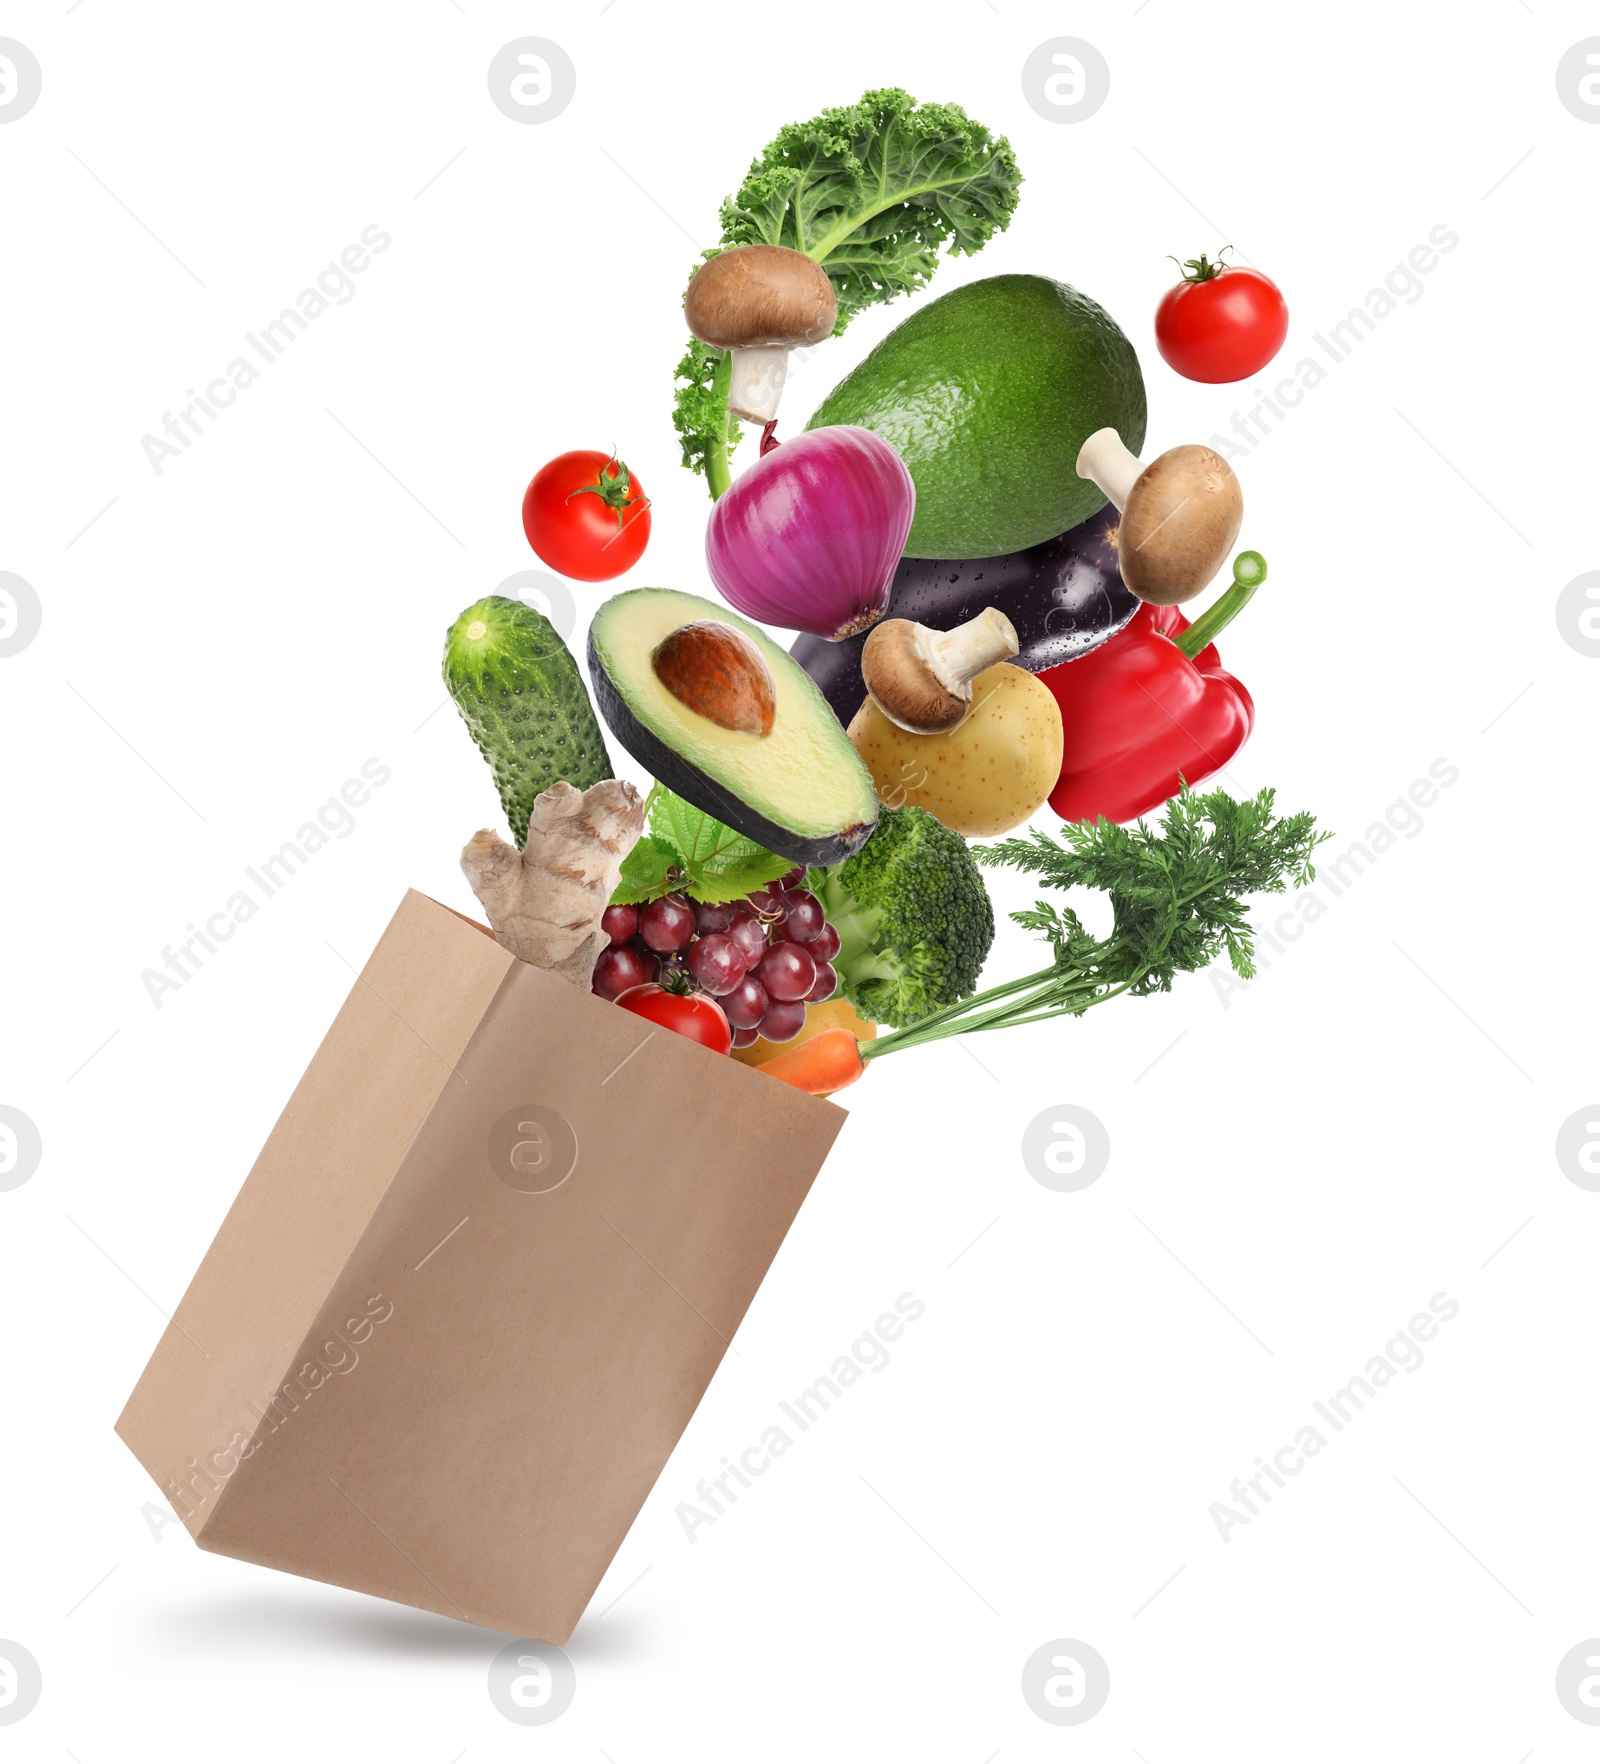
[116, 889, 845, 1641]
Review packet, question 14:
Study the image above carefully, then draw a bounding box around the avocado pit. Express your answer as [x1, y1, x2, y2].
[652, 619, 776, 737]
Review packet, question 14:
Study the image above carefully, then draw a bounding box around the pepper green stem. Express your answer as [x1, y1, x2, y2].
[1174, 550, 1267, 660]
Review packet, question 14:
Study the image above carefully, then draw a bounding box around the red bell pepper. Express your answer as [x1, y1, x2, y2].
[1040, 550, 1265, 825]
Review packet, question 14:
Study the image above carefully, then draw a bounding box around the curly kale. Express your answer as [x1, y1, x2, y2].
[672, 88, 1023, 496]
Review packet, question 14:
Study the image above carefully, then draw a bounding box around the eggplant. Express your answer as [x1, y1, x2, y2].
[791, 502, 1138, 727]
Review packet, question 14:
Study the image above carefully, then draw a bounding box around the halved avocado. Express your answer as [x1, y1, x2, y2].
[588, 589, 878, 866]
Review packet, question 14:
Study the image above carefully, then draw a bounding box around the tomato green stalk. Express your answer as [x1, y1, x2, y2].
[654, 961, 697, 997]
[565, 454, 641, 527]
[1170, 247, 1233, 284]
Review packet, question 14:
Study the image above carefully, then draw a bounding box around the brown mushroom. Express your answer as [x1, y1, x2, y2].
[860, 607, 1019, 735]
[683, 245, 838, 425]
[1076, 428, 1243, 606]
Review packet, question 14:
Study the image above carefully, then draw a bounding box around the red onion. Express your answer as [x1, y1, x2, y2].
[705, 425, 915, 641]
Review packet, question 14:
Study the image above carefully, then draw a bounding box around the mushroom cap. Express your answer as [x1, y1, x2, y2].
[1118, 445, 1243, 606]
[862, 620, 970, 734]
[862, 608, 1020, 735]
[684, 245, 838, 351]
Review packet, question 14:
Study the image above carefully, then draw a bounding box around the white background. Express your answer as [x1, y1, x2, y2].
[3, 1, 1597, 1756]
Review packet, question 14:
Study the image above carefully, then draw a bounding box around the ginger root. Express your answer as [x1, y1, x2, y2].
[461, 779, 646, 988]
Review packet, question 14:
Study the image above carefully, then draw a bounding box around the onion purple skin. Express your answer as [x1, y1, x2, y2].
[705, 425, 916, 641]
[791, 501, 1139, 728]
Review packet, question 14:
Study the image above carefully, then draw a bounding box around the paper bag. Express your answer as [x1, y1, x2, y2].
[116, 889, 845, 1641]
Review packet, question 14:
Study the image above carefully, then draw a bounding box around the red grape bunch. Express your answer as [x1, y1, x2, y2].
[592, 867, 841, 1048]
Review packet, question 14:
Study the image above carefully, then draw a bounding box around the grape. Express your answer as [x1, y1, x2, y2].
[757, 1000, 807, 1043]
[628, 940, 661, 983]
[747, 886, 788, 922]
[778, 888, 825, 943]
[688, 933, 747, 996]
[600, 904, 638, 947]
[727, 913, 768, 967]
[639, 893, 696, 952]
[592, 944, 650, 1001]
[757, 941, 816, 1003]
[723, 975, 769, 1030]
[805, 960, 838, 1003]
[730, 1025, 759, 1049]
[807, 921, 841, 964]
[693, 898, 736, 935]
[776, 865, 809, 889]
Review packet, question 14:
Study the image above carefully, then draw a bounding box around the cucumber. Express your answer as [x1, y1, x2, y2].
[443, 596, 612, 846]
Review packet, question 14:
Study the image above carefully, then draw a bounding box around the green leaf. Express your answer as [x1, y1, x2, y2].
[720, 89, 1023, 299]
[652, 790, 718, 868]
[686, 857, 790, 906]
[610, 835, 681, 905]
[672, 88, 1023, 493]
[699, 833, 791, 879]
[613, 790, 791, 905]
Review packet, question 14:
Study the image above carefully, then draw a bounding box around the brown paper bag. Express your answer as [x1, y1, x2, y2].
[116, 889, 844, 1641]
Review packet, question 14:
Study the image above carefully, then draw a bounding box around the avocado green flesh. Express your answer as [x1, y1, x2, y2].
[443, 595, 612, 847]
[588, 589, 878, 856]
[808, 273, 1147, 560]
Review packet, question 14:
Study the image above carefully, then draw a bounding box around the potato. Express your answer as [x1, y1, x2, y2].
[847, 662, 1063, 837]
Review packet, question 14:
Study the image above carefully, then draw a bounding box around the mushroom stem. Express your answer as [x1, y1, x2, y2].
[727, 345, 791, 424]
[927, 607, 1020, 690]
[861, 608, 1019, 735]
[1076, 427, 1145, 512]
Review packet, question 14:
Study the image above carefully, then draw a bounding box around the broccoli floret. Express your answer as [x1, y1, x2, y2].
[808, 807, 994, 1028]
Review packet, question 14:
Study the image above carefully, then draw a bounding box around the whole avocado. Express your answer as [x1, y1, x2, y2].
[806, 273, 1147, 559]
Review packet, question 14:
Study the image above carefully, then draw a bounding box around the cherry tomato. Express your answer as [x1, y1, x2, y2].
[522, 450, 651, 582]
[1154, 252, 1289, 384]
[612, 983, 732, 1055]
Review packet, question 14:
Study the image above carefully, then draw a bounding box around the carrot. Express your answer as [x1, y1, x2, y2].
[755, 1027, 865, 1096]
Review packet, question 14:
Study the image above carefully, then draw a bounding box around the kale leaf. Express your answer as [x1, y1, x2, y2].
[610, 786, 793, 906]
[672, 88, 1022, 496]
